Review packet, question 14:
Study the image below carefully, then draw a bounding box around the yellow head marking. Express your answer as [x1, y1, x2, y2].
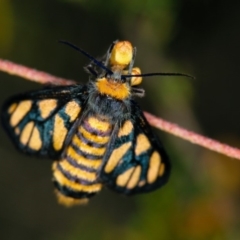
[65, 101, 81, 122]
[10, 100, 32, 127]
[135, 134, 151, 156]
[53, 114, 68, 150]
[147, 151, 161, 184]
[79, 126, 110, 145]
[118, 120, 133, 137]
[8, 103, 17, 114]
[96, 78, 130, 100]
[116, 167, 134, 187]
[104, 142, 132, 173]
[67, 146, 102, 169]
[38, 99, 57, 119]
[28, 126, 42, 150]
[54, 189, 89, 207]
[20, 121, 34, 145]
[126, 165, 141, 189]
[110, 41, 133, 68]
[88, 116, 111, 132]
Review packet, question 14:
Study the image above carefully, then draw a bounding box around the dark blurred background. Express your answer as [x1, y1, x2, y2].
[1, 0, 240, 239]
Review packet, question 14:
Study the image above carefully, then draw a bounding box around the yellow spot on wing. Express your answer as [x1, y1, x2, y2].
[20, 121, 34, 145]
[52, 163, 102, 192]
[79, 126, 110, 144]
[65, 101, 81, 122]
[118, 120, 133, 137]
[116, 167, 134, 187]
[158, 163, 165, 177]
[54, 189, 88, 207]
[96, 78, 130, 100]
[8, 103, 17, 114]
[67, 146, 102, 169]
[15, 127, 20, 135]
[88, 116, 111, 132]
[72, 135, 106, 156]
[127, 165, 141, 189]
[38, 99, 57, 119]
[29, 126, 42, 150]
[105, 142, 132, 173]
[10, 100, 32, 127]
[147, 151, 161, 184]
[138, 180, 146, 187]
[53, 115, 68, 150]
[52, 161, 57, 171]
[135, 134, 151, 156]
[59, 160, 98, 182]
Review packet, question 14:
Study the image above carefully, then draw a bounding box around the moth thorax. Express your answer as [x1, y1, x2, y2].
[96, 77, 130, 100]
[110, 41, 133, 69]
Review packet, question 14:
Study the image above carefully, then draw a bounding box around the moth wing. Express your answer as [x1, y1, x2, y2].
[99, 103, 171, 195]
[1, 85, 87, 159]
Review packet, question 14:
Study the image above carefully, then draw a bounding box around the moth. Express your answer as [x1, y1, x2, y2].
[2, 40, 190, 206]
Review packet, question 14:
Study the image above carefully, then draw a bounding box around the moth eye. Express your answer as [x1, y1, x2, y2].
[130, 67, 142, 86]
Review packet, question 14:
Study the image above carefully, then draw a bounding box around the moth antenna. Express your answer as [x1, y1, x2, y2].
[59, 40, 113, 75]
[123, 72, 195, 79]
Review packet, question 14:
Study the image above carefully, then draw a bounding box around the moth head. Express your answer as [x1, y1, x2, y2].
[109, 41, 133, 70]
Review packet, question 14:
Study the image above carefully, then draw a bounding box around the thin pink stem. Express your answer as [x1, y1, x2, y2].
[0, 59, 75, 86]
[1, 58, 240, 160]
[144, 112, 240, 160]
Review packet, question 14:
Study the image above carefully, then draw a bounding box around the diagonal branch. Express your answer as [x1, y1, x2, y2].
[0, 58, 239, 160]
[0, 59, 75, 85]
[144, 112, 240, 160]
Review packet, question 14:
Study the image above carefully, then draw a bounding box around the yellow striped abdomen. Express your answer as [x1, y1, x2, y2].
[52, 115, 112, 207]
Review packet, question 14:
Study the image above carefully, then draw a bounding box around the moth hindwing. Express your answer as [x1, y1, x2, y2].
[2, 40, 171, 207]
[99, 102, 170, 195]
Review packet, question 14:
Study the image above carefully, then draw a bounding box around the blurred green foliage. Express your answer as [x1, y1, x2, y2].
[0, 0, 14, 53]
[1, 1, 240, 240]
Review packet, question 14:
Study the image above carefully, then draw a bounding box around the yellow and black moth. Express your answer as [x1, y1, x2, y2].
[1, 40, 188, 207]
